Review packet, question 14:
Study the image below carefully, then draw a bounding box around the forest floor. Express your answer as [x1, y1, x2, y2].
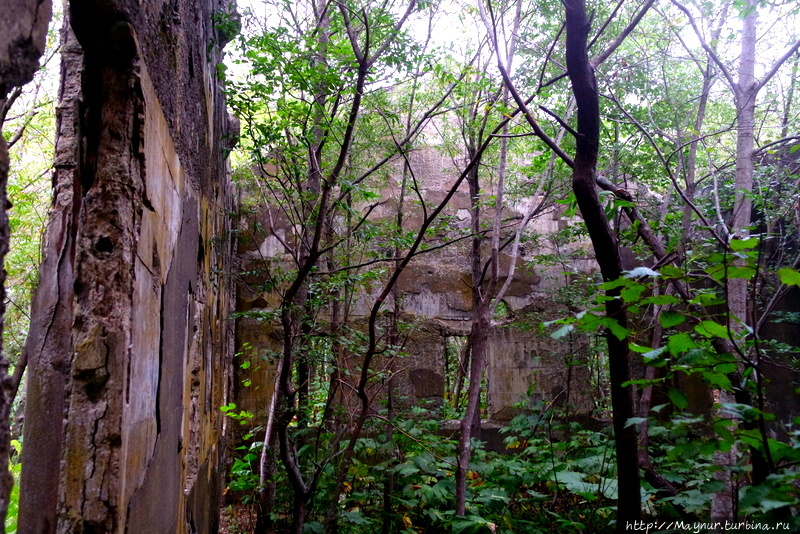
[219, 503, 257, 534]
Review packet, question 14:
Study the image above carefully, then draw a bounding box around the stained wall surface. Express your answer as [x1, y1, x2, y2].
[18, 1, 237, 532]
[234, 142, 598, 430]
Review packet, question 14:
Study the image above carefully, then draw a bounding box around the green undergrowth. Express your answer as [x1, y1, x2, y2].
[224, 400, 800, 533]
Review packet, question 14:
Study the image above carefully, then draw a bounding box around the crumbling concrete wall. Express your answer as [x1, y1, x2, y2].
[234, 142, 598, 429]
[19, 1, 237, 533]
[0, 0, 52, 95]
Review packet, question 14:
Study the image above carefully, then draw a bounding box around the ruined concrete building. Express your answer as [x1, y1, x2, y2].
[13, 1, 601, 532]
[234, 145, 599, 433]
[19, 1, 238, 532]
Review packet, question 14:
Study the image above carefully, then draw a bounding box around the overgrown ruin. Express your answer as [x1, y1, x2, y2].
[7, 0, 800, 532]
[234, 146, 599, 432]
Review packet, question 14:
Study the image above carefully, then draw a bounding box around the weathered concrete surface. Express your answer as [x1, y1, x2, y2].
[0, 0, 52, 95]
[19, 1, 236, 533]
[234, 141, 598, 428]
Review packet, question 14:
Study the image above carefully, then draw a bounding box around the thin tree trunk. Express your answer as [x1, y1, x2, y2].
[712, 2, 757, 519]
[256, 358, 284, 534]
[455, 301, 490, 517]
[455, 134, 488, 516]
[563, 0, 640, 528]
[451, 340, 470, 411]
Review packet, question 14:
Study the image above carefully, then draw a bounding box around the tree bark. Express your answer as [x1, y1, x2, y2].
[712, 0, 757, 519]
[563, 0, 640, 528]
[454, 301, 489, 517]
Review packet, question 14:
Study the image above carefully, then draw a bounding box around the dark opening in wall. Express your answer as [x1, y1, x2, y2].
[94, 236, 115, 256]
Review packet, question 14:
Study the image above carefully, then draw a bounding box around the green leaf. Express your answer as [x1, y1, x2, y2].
[727, 266, 756, 279]
[660, 311, 686, 328]
[658, 265, 684, 278]
[599, 277, 630, 291]
[452, 515, 495, 534]
[777, 267, 800, 286]
[341, 512, 374, 526]
[620, 283, 647, 303]
[740, 483, 795, 513]
[668, 332, 697, 356]
[689, 292, 724, 306]
[641, 294, 680, 305]
[303, 521, 324, 534]
[601, 317, 628, 340]
[729, 237, 758, 251]
[702, 372, 732, 391]
[643, 346, 667, 363]
[668, 388, 688, 410]
[625, 417, 647, 428]
[694, 320, 730, 339]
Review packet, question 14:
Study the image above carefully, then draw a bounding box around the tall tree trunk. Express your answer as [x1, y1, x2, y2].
[712, 0, 758, 519]
[563, 0, 640, 528]
[455, 137, 489, 516]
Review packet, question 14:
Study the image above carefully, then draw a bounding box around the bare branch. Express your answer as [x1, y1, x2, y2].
[670, 0, 737, 91]
[537, 23, 565, 92]
[590, 0, 657, 68]
[539, 104, 578, 138]
[588, 0, 626, 52]
[756, 39, 800, 92]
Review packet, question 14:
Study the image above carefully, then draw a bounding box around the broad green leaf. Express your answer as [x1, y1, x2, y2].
[668, 333, 697, 356]
[643, 346, 667, 363]
[625, 417, 647, 428]
[660, 311, 686, 328]
[658, 265, 684, 278]
[341, 512, 374, 526]
[694, 320, 730, 339]
[777, 267, 800, 286]
[303, 521, 324, 534]
[620, 283, 647, 303]
[689, 292, 724, 306]
[729, 237, 758, 251]
[740, 483, 795, 513]
[702, 372, 732, 391]
[599, 277, 630, 291]
[727, 266, 756, 279]
[623, 377, 664, 387]
[668, 388, 688, 410]
[768, 439, 800, 463]
[601, 317, 628, 340]
[452, 515, 495, 534]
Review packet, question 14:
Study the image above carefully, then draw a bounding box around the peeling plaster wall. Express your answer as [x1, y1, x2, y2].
[19, 1, 236, 533]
